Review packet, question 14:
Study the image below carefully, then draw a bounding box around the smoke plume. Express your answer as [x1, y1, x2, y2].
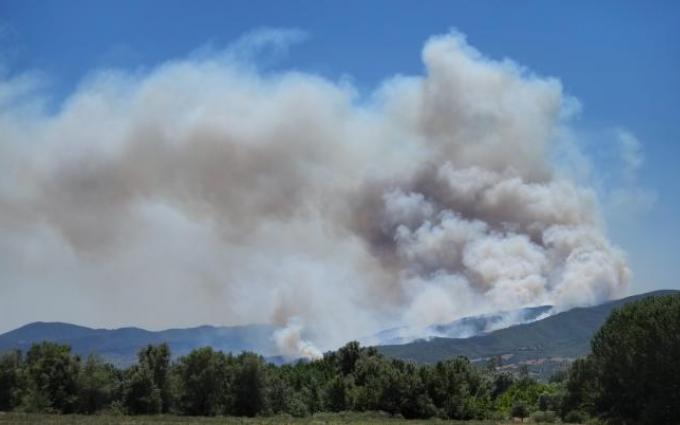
[0, 31, 629, 358]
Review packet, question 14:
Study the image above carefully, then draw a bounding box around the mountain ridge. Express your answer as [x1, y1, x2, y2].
[0, 322, 279, 366]
[378, 289, 679, 377]
[372, 304, 553, 345]
[1, 289, 676, 371]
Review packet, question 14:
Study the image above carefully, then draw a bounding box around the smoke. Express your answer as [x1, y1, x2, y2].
[374, 305, 553, 346]
[273, 319, 323, 360]
[0, 30, 629, 357]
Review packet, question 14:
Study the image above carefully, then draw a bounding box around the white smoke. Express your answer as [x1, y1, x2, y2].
[0, 30, 630, 357]
[273, 319, 323, 360]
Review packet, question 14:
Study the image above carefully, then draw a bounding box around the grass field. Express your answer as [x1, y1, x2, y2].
[0, 412, 563, 425]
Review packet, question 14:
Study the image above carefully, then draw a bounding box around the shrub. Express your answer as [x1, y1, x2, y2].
[512, 401, 530, 421]
[531, 409, 557, 423]
[564, 409, 588, 423]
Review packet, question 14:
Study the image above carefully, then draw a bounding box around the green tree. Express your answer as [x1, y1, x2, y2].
[124, 363, 161, 414]
[123, 344, 172, 414]
[267, 373, 294, 415]
[175, 347, 231, 416]
[77, 355, 119, 413]
[496, 375, 549, 418]
[138, 344, 172, 412]
[23, 342, 80, 413]
[512, 400, 529, 422]
[337, 341, 362, 375]
[394, 362, 436, 419]
[377, 361, 406, 415]
[0, 350, 25, 411]
[589, 294, 680, 424]
[491, 372, 514, 398]
[232, 353, 268, 416]
[324, 374, 355, 412]
[562, 357, 597, 417]
[353, 354, 388, 411]
[425, 357, 487, 419]
[538, 391, 558, 412]
[298, 375, 323, 414]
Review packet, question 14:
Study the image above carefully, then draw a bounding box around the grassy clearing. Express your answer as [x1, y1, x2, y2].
[0, 412, 559, 425]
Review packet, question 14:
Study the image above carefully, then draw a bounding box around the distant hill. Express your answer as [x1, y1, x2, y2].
[2, 289, 677, 372]
[372, 305, 552, 345]
[0, 322, 279, 367]
[378, 290, 679, 378]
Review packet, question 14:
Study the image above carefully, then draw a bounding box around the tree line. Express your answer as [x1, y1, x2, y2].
[0, 294, 678, 424]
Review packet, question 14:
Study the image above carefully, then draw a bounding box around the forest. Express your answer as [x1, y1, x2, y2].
[0, 294, 678, 425]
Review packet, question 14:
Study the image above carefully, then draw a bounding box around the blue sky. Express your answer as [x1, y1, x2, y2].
[1, 0, 679, 296]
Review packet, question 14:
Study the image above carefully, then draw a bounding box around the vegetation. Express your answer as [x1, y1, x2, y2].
[0, 411, 557, 425]
[563, 293, 680, 424]
[0, 342, 563, 420]
[378, 290, 677, 368]
[0, 293, 677, 424]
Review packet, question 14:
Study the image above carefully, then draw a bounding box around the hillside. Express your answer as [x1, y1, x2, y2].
[378, 290, 679, 376]
[2, 290, 676, 371]
[372, 305, 552, 345]
[0, 322, 279, 366]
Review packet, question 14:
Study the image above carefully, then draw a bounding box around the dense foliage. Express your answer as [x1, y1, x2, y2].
[0, 341, 562, 420]
[0, 294, 677, 423]
[563, 293, 680, 425]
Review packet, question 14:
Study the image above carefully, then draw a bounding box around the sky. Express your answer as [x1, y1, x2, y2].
[0, 1, 679, 338]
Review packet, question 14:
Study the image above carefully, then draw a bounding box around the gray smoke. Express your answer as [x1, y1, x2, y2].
[0, 31, 629, 358]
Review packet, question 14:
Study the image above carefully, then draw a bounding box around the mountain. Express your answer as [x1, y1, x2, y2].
[373, 305, 552, 345]
[378, 290, 679, 377]
[1, 305, 552, 368]
[0, 322, 279, 366]
[2, 290, 676, 372]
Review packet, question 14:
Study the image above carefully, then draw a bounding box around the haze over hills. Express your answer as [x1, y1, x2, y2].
[0, 306, 551, 367]
[0, 290, 675, 370]
[379, 289, 679, 377]
[372, 305, 552, 345]
[0, 322, 279, 366]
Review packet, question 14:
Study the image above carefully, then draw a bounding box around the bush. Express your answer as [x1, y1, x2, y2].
[531, 409, 557, 423]
[23, 342, 81, 413]
[564, 409, 588, 423]
[287, 395, 309, 418]
[511, 401, 530, 421]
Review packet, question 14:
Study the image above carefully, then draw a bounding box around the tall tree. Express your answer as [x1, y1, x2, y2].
[232, 353, 268, 416]
[324, 374, 355, 412]
[23, 342, 80, 413]
[123, 363, 161, 414]
[77, 355, 119, 414]
[589, 294, 680, 425]
[137, 344, 172, 412]
[337, 341, 362, 375]
[175, 347, 231, 416]
[562, 357, 597, 417]
[123, 344, 172, 414]
[0, 350, 24, 411]
[425, 357, 486, 419]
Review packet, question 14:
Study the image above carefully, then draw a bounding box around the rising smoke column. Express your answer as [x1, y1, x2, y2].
[0, 31, 629, 358]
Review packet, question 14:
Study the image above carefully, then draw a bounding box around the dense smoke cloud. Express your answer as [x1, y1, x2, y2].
[0, 31, 629, 358]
